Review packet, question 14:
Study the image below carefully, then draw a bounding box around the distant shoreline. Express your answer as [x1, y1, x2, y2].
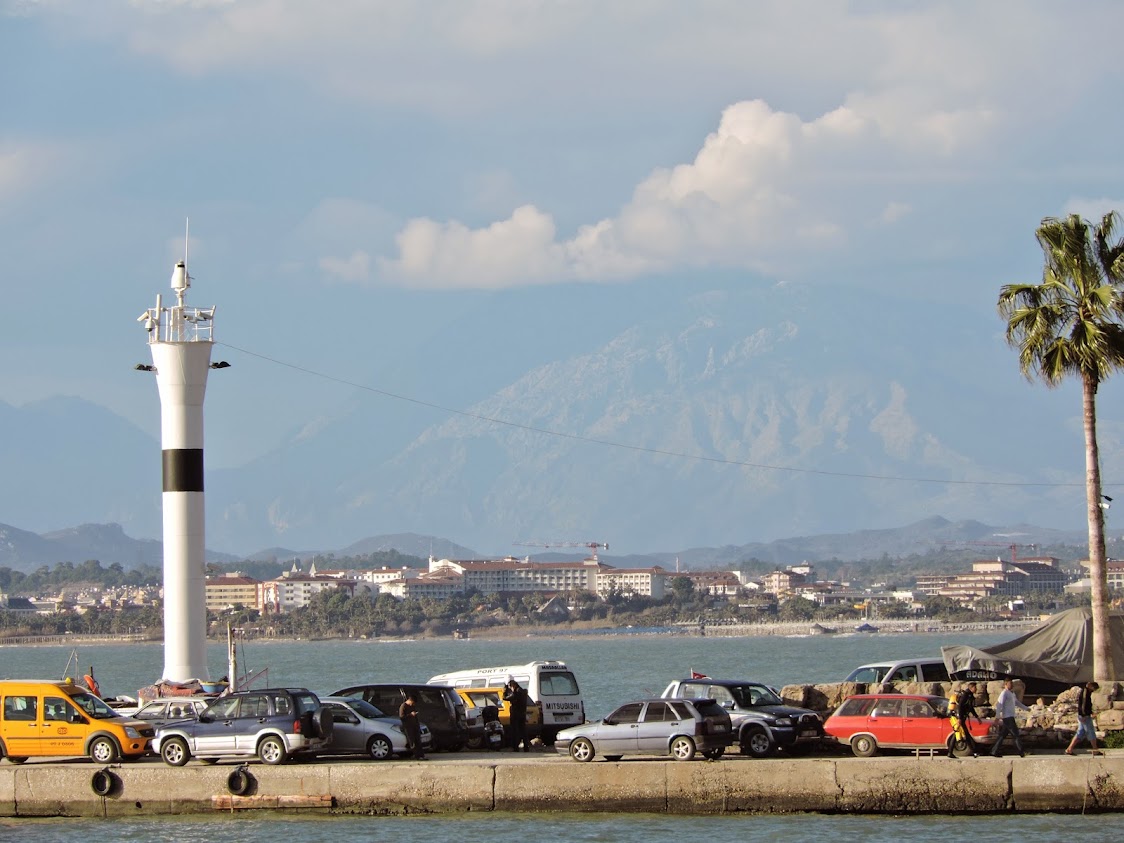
[0, 618, 1041, 648]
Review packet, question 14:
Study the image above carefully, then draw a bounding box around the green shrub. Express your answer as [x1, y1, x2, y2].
[1102, 730, 1124, 749]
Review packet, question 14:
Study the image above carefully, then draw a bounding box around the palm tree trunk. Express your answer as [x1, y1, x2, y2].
[1083, 374, 1112, 683]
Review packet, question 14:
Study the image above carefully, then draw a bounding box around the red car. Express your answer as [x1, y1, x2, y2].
[824, 694, 996, 757]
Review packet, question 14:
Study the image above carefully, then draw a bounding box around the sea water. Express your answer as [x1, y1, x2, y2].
[0, 630, 1108, 839]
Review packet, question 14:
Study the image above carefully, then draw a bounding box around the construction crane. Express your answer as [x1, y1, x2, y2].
[514, 541, 609, 562]
[939, 541, 1038, 564]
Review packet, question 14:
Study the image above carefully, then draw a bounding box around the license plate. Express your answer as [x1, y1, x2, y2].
[800, 730, 818, 737]
[714, 724, 727, 731]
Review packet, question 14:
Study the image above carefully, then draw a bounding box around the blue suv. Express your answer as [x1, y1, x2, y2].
[154, 687, 333, 766]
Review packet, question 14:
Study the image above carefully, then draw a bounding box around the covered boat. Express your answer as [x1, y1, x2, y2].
[941, 607, 1124, 696]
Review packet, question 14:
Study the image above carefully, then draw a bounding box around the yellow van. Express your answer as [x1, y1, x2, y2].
[0, 679, 156, 764]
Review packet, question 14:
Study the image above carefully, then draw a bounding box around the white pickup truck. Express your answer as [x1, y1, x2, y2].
[661, 677, 823, 757]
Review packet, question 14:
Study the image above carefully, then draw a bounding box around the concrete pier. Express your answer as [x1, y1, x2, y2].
[1, 754, 1121, 817]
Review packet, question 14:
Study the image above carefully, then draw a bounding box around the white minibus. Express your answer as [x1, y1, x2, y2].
[428, 660, 584, 744]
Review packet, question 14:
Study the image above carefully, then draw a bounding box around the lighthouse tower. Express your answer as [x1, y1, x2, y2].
[137, 239, 223, 683]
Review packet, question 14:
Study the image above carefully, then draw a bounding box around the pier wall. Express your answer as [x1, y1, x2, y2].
[1, 755, 1121, 818]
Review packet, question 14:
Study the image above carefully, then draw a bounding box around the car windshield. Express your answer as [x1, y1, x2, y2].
[729, 684, 783, 707]
[347, 699, 386, 719]
[845, 666, 889, 683]
[66, 691, 119, 720]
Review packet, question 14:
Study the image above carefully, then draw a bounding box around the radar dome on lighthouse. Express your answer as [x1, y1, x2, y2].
[136, 227, 228, 683]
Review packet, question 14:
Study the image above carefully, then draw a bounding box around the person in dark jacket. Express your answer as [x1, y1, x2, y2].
[948, 681, 980, 758]
[503, 677, 530, 752]
[1065, 681, 1101, 756]
[399, 692, 426, 760]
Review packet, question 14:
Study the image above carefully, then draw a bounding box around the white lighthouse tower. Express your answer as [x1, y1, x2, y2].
[137, 234, 225, 683]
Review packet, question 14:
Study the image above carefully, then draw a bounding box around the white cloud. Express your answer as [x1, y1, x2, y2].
[880, 202, 912, 224]
[320, 250, 371, 283]
[379, 205, 568, 289]
[0, 142, 61, 202]
[374, 97, 961, 289]
[34, 2, 1124, 123]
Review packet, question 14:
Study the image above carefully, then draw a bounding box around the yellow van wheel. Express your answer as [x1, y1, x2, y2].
[89, 736, 120, 764]
[6, 757, 27, 765]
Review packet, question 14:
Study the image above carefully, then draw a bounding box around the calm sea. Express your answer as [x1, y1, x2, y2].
[0, 629, 1108, 838]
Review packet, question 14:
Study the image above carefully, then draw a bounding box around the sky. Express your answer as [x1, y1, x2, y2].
[3, 0, 1124, 473]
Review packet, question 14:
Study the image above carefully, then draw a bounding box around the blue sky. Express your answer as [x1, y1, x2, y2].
[3, 0, 1123, 473]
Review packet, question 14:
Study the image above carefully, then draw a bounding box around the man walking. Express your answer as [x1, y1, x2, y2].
[990, 678, 1030, 758]
[948, 681, 980, 758]
[1065, 681, 1102, 756]
[399, 691, 426, 760]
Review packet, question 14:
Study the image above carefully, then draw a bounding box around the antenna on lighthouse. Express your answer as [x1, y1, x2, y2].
[171, 219, 191, 301]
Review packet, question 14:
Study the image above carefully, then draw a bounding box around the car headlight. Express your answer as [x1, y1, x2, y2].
[772, 717, 793, 727]
[124, 726, 142, 739]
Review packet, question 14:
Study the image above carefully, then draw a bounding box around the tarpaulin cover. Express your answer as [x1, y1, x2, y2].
[941, 607, 1124, 685]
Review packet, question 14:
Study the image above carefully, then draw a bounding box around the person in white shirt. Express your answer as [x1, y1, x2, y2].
[990, 678, 1030, 757]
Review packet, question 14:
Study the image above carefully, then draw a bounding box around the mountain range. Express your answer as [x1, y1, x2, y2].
[0, 517, 1090, 576]
[3, 278, 1122, 559]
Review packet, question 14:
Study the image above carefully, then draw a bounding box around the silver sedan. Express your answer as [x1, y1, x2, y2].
[319, 696, 431, 760]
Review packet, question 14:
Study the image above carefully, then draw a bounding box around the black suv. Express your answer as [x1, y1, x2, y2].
[332, 683, 468, 751]
[660, 678, 823, 757]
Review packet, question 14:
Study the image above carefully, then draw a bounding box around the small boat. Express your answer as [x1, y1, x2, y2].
[854, 622, 879, 633]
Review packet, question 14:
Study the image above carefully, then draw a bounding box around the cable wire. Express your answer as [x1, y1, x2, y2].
[217, 342, 1100, 491]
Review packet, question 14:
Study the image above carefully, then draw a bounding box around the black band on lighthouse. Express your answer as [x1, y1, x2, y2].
[163, 449, 205, 492]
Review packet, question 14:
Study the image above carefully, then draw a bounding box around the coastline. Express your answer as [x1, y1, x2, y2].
[0, 618, 1041, 648]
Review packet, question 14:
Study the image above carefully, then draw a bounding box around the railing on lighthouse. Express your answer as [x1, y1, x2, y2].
[137, 260, 216, 345]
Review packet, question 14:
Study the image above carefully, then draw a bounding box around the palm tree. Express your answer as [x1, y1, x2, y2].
[998, 212, 1124, 682]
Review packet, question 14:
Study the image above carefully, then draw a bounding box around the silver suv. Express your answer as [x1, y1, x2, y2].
[660, 678, 823, 758]
[154, 687, 333, 766]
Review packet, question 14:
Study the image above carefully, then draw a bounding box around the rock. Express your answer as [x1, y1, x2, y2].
[1097, 709, 1124, 729]
[1055, 686, 1082, 705]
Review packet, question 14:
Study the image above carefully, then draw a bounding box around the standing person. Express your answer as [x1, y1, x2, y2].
[948, 681, 981, 758]
[990, 678, 1030, 758]
[503, 677, 530, 752]
[399, 692, 426, 760]
[1065, 681, 1101, 756]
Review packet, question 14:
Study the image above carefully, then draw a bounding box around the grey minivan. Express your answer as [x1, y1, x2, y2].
[332, 683, 468, 751]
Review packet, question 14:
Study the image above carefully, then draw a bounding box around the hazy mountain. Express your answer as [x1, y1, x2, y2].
[3, 280, 1122, 557]
[0, 517, 1090, 576]
[0, 396, 160, 539]
[203, 281, 1124, 555]
[243, 534, 477, 564]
